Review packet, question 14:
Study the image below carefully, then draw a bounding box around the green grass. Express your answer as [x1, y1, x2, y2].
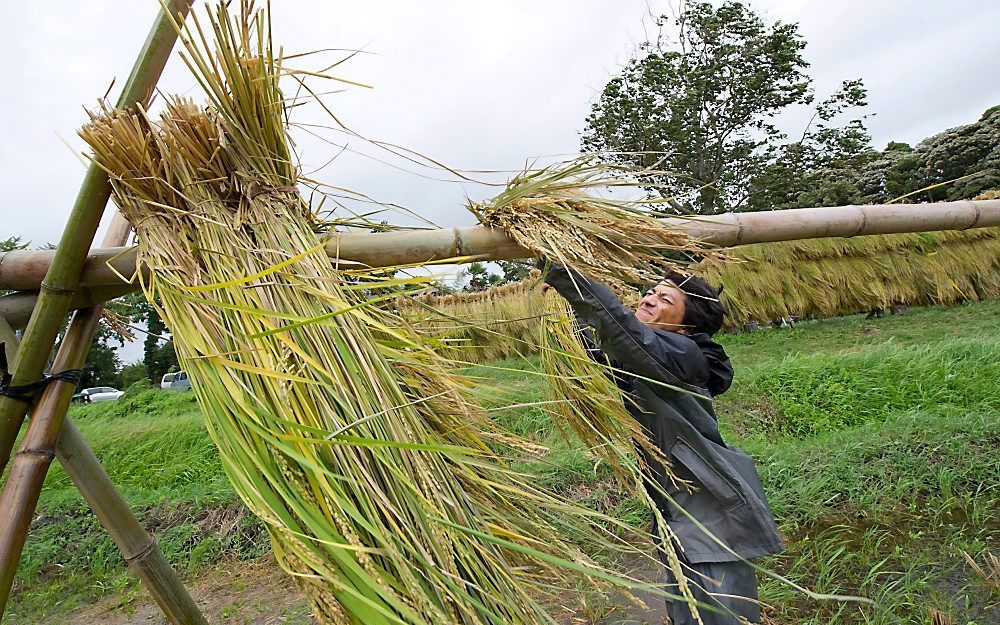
[721, 338, 1000, 438]
[8, 385, 265, 623]
[755, 408, 999, 624]
[472, 303, 1000, 624]
[717, 298, 1000, 366]
[8, 301, 1000, 624]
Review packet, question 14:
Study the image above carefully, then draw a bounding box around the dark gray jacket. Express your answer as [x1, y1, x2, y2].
[544, 264, 784, 563]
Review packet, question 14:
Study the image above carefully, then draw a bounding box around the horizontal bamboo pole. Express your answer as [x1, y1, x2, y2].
[0, 285, 135, 331]
[1, 199, 998, 294]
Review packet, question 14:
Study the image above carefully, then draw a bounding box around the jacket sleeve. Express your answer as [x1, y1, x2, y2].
[576, 322, 611, 366]
[543, 263, 709, 395]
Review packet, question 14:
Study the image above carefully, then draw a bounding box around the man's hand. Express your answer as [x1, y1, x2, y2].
[541, 282, 552, 294]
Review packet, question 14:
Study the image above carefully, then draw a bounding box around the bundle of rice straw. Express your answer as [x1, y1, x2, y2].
[405, 279, 545, 363]
[471, 162, 717, 293]
[694, 227, 1000, 324]
[80, 4, 671, 624]
[539, 291, 655, 477]
[472, 163, 720, 614]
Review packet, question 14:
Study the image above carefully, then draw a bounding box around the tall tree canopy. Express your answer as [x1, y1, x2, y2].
[583, 1, 812, 214]
[746, 79, 874, 211]
[910, 105, 1000, 201]
[755, 104, 1000, 209]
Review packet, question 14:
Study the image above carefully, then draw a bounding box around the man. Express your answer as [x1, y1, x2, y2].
[540, 262, 783, 625]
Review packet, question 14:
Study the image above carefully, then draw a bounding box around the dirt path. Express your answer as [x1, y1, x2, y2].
[54, 557, 671, 625]
[55, 558, 314, 625]
[596, 560, 670, 625]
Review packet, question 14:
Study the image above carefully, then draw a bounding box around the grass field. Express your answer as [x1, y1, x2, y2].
[9, 300, 1000, 624]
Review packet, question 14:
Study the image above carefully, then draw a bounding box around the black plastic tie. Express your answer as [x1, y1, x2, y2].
[0, 369, 83, 404]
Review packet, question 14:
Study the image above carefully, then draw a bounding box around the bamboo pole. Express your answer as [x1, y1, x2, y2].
[0, 311, 101, 609]
[0, 320, 207, 624]
[0, 0, 194, 473]
[56, 417, 209, 625]
[0, 0, 196, 616]
[0, 285, 135, 331]
[0, 226, 140, 617]
[2, 199, 999, 293]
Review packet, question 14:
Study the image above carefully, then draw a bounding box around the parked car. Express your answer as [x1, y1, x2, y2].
[161, 370, 191, 391]
[76, 387, 125, 403]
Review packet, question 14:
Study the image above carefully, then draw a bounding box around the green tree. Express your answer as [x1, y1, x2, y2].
[583, 1, 811, 214]
[458, 262, 504, 292]
[78, 294, 146, 388]
[427, 279, 457, 296]
[853, 106, 1000, 205]
[855, 141, 923, 203]
[119, 361, 149, 389]
[79, 340, 122, 388]
[915, 105, 1000, 201]
[496, 260, 533, 284]
[747, 80, 875, 210]
[0, 237, 28, 253]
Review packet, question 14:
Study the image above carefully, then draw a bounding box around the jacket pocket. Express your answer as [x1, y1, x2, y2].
[670, 438, 747, 511]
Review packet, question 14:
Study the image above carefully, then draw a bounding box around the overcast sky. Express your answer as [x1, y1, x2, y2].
[4, 0, 1000, 363]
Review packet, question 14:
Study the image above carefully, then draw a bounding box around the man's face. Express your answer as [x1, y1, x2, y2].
[635, 281, 688, 333]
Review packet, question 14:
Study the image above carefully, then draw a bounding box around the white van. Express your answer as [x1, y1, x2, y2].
[161, 371, 191, 391]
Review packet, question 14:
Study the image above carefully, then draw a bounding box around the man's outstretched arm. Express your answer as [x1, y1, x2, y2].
[540, 262, 709, 395]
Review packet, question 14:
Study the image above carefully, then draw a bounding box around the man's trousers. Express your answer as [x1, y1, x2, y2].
[660, 554, 760, 624]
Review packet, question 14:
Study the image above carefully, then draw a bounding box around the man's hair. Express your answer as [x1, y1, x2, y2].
[663, 270, 726, 336]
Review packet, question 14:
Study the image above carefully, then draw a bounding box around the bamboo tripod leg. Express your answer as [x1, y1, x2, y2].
[56, 418, 209, 625]
[0, 0, 194, 611]
[0, 310, 98, 612]
[0, 318, 207, 624]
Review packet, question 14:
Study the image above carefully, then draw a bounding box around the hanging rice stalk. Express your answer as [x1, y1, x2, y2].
[471, 163, 720, 292]
[695, 226, 1000, 325]
[537, 290, 697, 620]
[80, 3, 687, 624]
[407, 254, 692, 597]
[539, 291, 655, 478]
